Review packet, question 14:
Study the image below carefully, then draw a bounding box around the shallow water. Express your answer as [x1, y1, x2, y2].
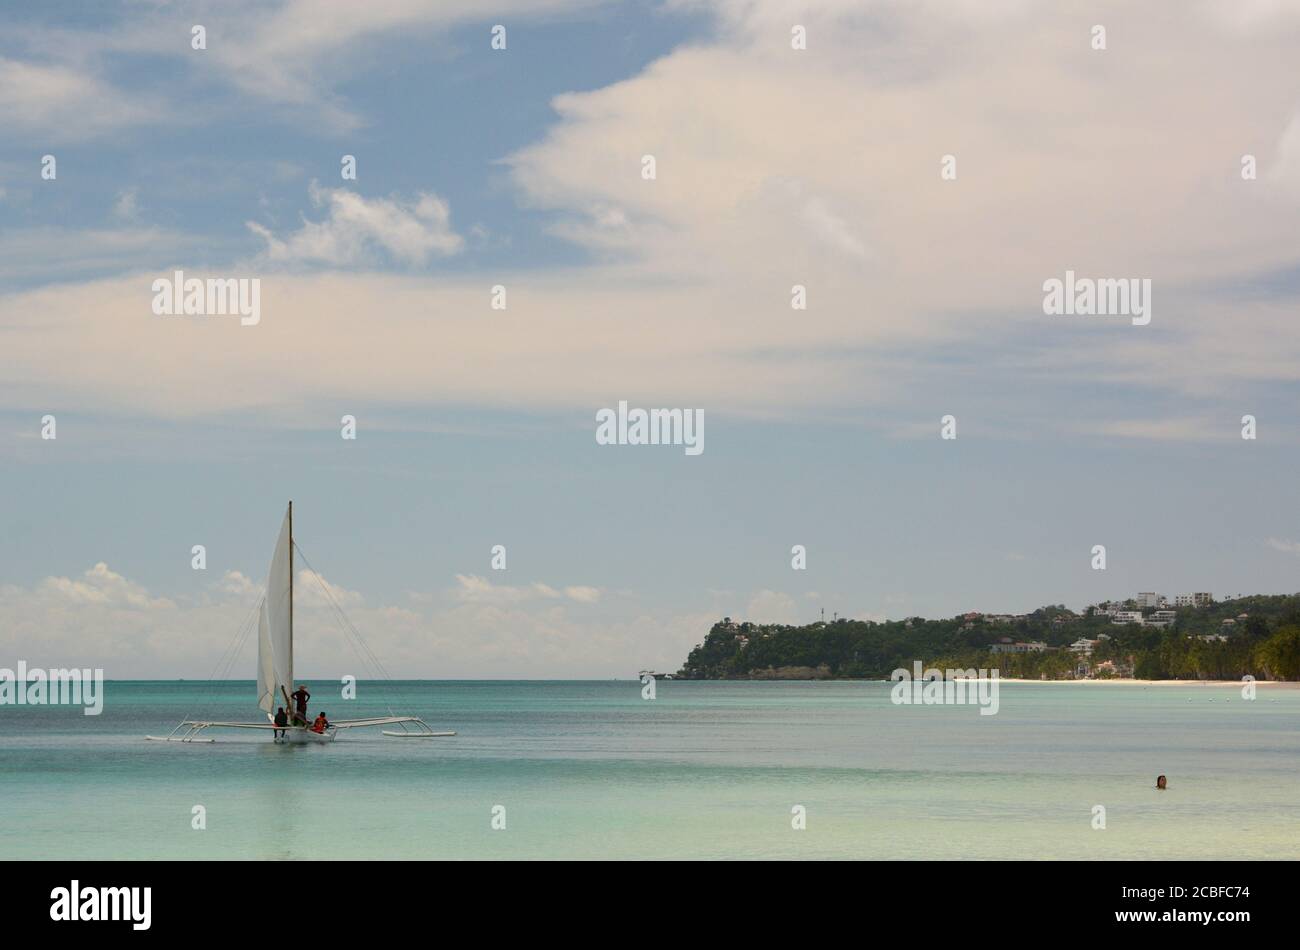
[2, 679, 1296, 859]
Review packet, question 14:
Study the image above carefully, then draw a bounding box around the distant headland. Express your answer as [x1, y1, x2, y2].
[676, 592, 1300, 681]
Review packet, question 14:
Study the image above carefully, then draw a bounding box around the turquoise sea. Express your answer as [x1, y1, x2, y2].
[2, 680, 1297, 860]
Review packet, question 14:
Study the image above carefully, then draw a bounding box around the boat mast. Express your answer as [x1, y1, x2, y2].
[287, 500, 293, 675]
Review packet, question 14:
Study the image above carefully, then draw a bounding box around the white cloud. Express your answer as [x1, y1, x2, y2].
[294, 569, 363, 608]
[38, 562, 174, 611]
[218, 570, 260, 597]
[563, 585, 601, 603]
[248, 183, 464, 266]
[0, 564, 687, 678]
[1196, 0, 1300, 30]
[452, 574, 601, 605]
[0, 227, 207, 283]
[166, 0, 606, 132]
[112, 188, 140, 221]
[7, 2, 1300, 435]
[0, 56, 161, 141]
[503, 0, 1300, 394]
[1265, 538, 1300, 555]
[1071, 417, 1228, 443]
[3, 2, 607, 134]
[851, 609, 889, 624]
[745, 589, 799, 624]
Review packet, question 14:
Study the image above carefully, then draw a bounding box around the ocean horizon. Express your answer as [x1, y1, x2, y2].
[4, 679, 1297, 860]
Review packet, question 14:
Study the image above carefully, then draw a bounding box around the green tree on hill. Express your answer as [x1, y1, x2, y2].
[677, 596, 1300, 681]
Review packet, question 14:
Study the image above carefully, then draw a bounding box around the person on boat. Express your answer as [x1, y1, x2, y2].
[273, 706, 288, 739]
[1156, 774, 1167, 790]
[290, 685, 311, 725]
[311, 711, 330, 734]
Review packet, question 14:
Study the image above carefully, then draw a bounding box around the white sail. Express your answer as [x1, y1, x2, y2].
[256, 505, 294, 713]
[256, 598, 275, 712]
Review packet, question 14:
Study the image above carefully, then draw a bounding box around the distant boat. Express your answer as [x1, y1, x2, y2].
[148, 502, 453, 743]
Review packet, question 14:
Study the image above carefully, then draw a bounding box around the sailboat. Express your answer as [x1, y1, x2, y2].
[148, 502, 453, 743]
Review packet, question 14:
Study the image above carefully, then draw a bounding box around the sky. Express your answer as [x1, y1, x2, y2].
[3, 0, 1300, 679]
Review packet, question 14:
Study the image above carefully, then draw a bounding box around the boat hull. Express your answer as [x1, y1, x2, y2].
[278, 726, 337, 744]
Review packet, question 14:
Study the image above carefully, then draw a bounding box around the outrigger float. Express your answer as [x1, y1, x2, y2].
[148, 502, 454, 744]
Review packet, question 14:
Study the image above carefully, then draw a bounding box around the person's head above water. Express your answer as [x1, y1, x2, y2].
[1156, 774, 1167, 789]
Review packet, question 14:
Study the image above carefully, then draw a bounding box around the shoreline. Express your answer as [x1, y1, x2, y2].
[991, 677, 1297, 687]
[677, 676, 1297, 687]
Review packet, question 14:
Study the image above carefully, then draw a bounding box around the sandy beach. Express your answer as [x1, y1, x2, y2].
[992, 677, 1299, 687]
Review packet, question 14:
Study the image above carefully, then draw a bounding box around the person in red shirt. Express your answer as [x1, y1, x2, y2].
[311, 712, 330, 734]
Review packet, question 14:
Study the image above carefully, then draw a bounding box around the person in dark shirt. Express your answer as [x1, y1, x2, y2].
[273, 707, 288, 739]
[290, 685, 310, 725]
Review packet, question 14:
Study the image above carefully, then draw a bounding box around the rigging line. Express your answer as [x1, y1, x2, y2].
[298, 545, 401, 686]
[177, 593, 262, 728]
[293, 542, 403, 717]
[292, 548, 385, 686]
[292, 542, 389, 679]
[338, 605, 403, 696]
[312, 571, 385, 696]
[321, 584, 399, 720]
[325, 585, 401, 717]
[186, 596, 258, 715]
[195, 598, 259, 715]
[294, 544, 408, 723]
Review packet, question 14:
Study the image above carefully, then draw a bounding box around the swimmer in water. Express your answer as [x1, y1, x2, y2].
[1156, 774, 1167, 790]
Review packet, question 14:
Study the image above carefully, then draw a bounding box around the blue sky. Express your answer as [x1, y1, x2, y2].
[3, 0, 1300, 677]
[0, 2, 704, 287]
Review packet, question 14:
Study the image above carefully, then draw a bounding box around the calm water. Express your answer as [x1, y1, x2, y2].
[1, 680, 1297, 859]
